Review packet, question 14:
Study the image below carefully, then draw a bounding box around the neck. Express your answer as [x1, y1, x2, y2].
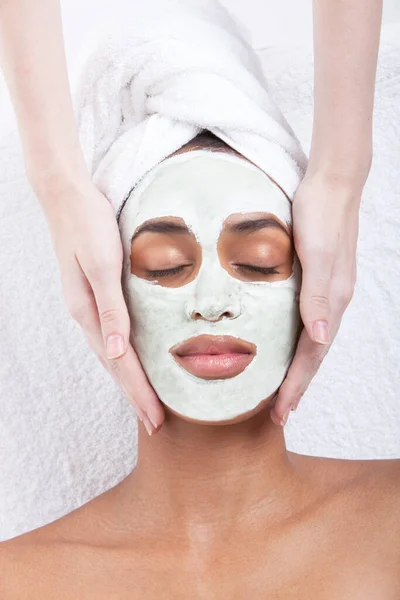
[113, 404, 309, 543]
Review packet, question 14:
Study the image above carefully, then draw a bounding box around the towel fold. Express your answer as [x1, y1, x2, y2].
[71, 0, 307, 216]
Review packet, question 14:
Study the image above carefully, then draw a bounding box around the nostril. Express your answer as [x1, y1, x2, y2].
[190, 309, 236, 322]
[191, 311, 202, 321]
[222, 310, 234, 319]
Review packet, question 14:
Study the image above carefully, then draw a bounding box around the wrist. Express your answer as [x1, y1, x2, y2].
[27, 150, 92, 204]
[306, 137, 372, 192]
[300, 169, 366, 204]
[30, 168, 94, 213]
[304, 155, 372, 195]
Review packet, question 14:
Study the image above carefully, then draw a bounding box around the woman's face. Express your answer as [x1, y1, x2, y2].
[119, 150, 301, 424]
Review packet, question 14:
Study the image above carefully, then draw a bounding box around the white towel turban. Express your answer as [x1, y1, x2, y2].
[71, 0, 307, 219]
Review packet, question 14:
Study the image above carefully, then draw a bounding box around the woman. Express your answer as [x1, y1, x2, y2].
[0, 0, 383, 429]
[1, 131, 399, 598]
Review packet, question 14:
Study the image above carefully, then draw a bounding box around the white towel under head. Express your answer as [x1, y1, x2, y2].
[71, 0, 307, 216]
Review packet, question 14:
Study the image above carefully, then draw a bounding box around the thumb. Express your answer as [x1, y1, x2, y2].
[299, 254, 333, 346]
[90, 267, 131, 360]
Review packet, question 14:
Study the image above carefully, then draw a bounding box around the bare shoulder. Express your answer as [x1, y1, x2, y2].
[0, 519, 67, 598]
[290, 450, 400, 488]
[348, 457, 400, 576]
[0, 502, 90, 551]
[0, 532, 51, 599]
[0, 490, 110, 599]
[291, 452, 400, 557]
[352, 457, 400, 526]
[293, 451, 400, 504]
[0, 518, 104, 600]
[0, 477, 137, 599]
[1, 476, 123, 548]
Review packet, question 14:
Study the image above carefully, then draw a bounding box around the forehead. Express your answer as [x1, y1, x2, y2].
[125, 152, 292, 246]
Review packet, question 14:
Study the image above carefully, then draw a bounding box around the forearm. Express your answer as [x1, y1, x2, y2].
[0, 0, 89, 194]
[308, 0, 383, 188]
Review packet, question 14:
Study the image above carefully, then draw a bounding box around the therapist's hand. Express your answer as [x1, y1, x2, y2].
[270, 174, 360, 426]
[37, 177, 165, 436]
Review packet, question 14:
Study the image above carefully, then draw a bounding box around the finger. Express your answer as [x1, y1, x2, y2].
[83, 332, 113, 376]
[62, 262, 127, 400]
[271, 294, 346, 425]
[85, 328, 165, 435]
[62, 259, 118, 375]
[329, 257, 357, 321]
[270, 327, 330, 426]
[107, 343, 165, 430]
[298, 246, 334, 346]
[85, 258, 131, 361]
[62, 258, 165, 432]
[88, 268, 166, 428]
[61, 255, 101, 334]
[80, 299, 165, 431]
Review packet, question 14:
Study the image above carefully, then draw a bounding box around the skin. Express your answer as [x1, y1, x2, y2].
[1, 146, 399, 598]
[1, 411, 400, 599]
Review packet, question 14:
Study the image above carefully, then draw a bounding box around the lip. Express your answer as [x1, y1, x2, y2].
[170, 335, 256, 380]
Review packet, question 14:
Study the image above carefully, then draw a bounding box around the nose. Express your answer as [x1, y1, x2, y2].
[185, 264, 241, 322]
[191, 305, 237, 322]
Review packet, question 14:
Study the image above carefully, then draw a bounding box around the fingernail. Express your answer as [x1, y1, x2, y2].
[106, 335, 125, 359]
[136, 406, 158, 431]
[147, 411, 160, 430]
[142, 416, 154, 436]
[312, 320, 330, 345]
[270, 411, 280, 426]
[280, 405, 294, 427]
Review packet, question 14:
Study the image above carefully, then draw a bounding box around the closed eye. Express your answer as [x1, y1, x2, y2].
[146, 264, 192, 278]
[235, 263, 280, 275]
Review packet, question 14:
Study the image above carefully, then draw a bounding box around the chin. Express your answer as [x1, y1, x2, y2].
[161, 391, 278, 426]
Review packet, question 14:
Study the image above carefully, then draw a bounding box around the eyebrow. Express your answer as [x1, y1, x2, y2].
[131, 216, 291, 243]
[131, 220, 190, 242]
[227, 218, 291, 237]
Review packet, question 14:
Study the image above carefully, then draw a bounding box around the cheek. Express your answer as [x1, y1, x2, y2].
[239, 286, 301, 341]
[124, 277, 191, 331]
